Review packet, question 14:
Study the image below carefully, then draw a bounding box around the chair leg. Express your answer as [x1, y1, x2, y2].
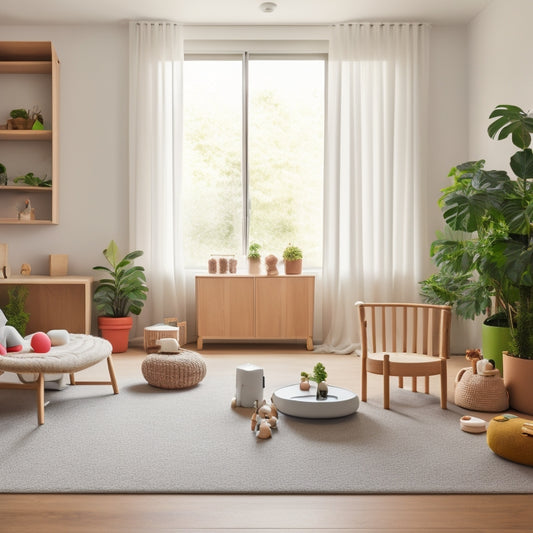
[107, 356, 119, 394]
[440, 358, 447, 409]
[424, 376, 430, 394]
[398, 376, 404, 389]
[36, 373, 45, 425]
[383, 353, 390, 409]
[412, 377, 417, 393]
[361, 359, 367, 402]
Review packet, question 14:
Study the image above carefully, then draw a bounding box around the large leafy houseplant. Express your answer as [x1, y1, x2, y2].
[420, 104, 533, 360]
[93, 240, 148, 318]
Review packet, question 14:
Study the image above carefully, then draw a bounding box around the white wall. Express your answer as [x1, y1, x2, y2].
[469, 0, 533, 167]
[0, 25, 129, 278]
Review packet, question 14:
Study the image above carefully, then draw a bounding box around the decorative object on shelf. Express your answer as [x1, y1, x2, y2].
[3, 286, 30, 337]
[13, 172, 51, 187]
[49, 254, 68, 276]
[265, 254, 279, 276]
[7, 108, 34, 130]
[229, 257, 237, 274]
[18, 199, 35, 221]
[20, 263, 31, 276]
[208, 257, 217, 274]
[283, 244, 303, 275]
[0, 243, 8, 278]
[93, 240, 148, 353]
[247, 242, 262, 275]
[419, 104, 533, 413]
[0, 163, 6, 186]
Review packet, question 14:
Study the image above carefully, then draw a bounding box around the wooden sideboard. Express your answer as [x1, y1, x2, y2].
[0, 275, 92, 334]
[195, 274, 314, 350]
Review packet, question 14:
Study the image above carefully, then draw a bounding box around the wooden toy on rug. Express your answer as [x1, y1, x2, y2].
[251, 399, 278, 439]
[460, 415, 487, 433]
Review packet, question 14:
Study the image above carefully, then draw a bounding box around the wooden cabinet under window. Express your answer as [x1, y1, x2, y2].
[0, 41, 59, 224]
[196, 275, 314, 350]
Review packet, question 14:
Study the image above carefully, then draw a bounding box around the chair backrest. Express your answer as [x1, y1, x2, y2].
[357, 302, 452, 358]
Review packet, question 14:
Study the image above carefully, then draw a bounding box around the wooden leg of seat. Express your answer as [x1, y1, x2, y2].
[69, 373, 76, 385]
[425, 376, 430, 394]
[36, 373, 45, 425]
[107, 356, 119, 394]
[412, 377, 417, 393]
[440, 358, 447, 409]
[398, 376, 404, 389]
[361, 358, 367, 402]
[383, 354, 390, 409]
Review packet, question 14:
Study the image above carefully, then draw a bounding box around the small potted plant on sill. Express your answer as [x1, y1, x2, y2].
[247, 242, 262, 275]
[283, 244, 303, 275]
[420, 104, 533, 414]
[93, 240, 148, 353]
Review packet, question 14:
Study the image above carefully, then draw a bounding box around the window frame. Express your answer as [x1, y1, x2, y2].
[183, 48, 327, 265]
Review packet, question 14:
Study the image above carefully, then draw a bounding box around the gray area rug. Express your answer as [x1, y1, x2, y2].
[0, 370, 532, 494]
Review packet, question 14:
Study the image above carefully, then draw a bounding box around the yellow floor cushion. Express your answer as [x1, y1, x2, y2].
[487, 414, 533, 466]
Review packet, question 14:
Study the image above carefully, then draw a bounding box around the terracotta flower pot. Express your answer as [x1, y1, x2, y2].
[98, 316, 133, 353]
[503, 353, 533, 415]
[284, 259, 302, 275]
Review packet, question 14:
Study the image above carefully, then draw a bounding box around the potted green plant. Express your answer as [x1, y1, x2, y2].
[0, 163, 6, 186]
[420, 104, 533, 414]
[8, 108, 33, 130]
[247, 242, 261, 275]
[93, 240, 148, 353]
[283, 244, 303, 275]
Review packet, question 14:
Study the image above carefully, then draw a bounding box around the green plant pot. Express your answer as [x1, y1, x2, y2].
[482, 320, 512, 375]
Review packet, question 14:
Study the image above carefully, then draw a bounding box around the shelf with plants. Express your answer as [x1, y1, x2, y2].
[0, 41, 59, 225]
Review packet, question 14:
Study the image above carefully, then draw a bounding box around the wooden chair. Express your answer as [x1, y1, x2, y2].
[356, 302, 452, 409]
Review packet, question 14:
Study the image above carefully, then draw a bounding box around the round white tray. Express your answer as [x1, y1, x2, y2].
[271, 383, 359, 419]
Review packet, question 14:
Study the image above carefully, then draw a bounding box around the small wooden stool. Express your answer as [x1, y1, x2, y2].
[143, 322, 187, 352]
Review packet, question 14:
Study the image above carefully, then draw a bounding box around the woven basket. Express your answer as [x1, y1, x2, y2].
[141, 349, 207, 389]
[454, 367, 509, 412]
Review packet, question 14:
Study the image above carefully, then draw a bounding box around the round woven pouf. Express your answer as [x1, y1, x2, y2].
[141, 349, 207, 389]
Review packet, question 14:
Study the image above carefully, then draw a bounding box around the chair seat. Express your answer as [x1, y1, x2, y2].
[367, 352, 443, 376]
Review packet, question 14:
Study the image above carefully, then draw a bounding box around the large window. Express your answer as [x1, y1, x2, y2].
[182, 54, 325, 268]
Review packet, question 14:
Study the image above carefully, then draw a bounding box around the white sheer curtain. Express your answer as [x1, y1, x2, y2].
[318, 23, 430, 354]
[129, 22, 186, 339]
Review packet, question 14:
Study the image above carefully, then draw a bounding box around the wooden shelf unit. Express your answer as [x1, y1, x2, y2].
[0, 276, 93, 334]
[0, 41, 59, 225]
[196, 274, 314, 350]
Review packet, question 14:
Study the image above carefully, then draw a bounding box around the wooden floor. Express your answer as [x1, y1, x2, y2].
[1, 343, 532, 532]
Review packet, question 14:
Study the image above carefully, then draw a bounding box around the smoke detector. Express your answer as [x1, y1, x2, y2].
[260, 2, 277, 13]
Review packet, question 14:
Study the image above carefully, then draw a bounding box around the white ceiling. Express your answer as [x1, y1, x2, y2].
[0, 0, 492, 26]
